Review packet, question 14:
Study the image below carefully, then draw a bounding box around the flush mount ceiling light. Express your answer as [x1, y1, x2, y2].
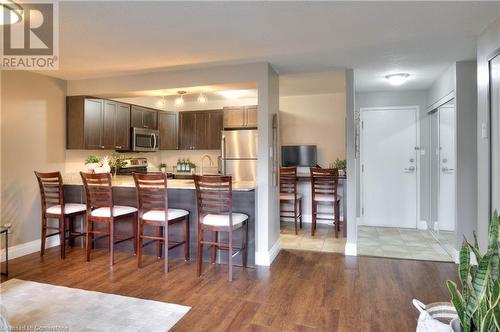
[0, 0, 22, 25]
[385, 73, 410, 86]
[197, 90, 208, 104]
[175, 91, 186, 107]
[156, 96, 166, 108]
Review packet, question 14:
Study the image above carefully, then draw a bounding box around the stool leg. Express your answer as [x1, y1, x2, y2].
[312, 202, 317, 236]
[86, 217, 92, 262]
[40, 216, 47, 256]
[137, 220, 143, 268]
[242, 221, 248, 268]
[197, 229, 203, 277]
[335, 201, 340, 238]
[69, 216, 75, 248]
[211, 231, 218, 264]
[228, 230, 233, 282]
[299, 198, 303, 229]
[59, 215, 66, 259]
[294, 200, 298, 235]
[183, 215, 189, 261]
[132, 213, 137, 255]
[109, 220, 114, 267]
[164, 225, 168, 273]
[156, 225, 162, 258]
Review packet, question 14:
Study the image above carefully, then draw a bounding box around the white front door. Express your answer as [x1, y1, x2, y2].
[361, 107, 418, 228]
[438, 101, 456, 231]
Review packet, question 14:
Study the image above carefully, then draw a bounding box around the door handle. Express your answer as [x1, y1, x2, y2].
[403, 166, 416, 172]
[442, 167, 455, 172]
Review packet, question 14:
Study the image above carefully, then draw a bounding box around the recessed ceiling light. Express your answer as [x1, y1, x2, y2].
[0, 0, 22, 25]
[385, 73, 410, 86]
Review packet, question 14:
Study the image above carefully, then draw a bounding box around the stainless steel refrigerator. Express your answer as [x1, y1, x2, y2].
[221, 129, 258, 182]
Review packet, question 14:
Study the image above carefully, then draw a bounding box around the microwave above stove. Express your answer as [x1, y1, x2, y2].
[131, 127, 159, 152]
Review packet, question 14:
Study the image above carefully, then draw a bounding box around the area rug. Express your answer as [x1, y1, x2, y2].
[0, 279, 190, 331]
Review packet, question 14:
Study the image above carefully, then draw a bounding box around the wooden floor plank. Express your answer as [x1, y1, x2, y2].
[0, 246, 457, 331]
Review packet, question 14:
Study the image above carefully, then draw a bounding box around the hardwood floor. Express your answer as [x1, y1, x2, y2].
[1, 246, 457, 331]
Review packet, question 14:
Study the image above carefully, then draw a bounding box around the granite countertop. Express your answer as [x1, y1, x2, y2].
[62, 173, 255, 192]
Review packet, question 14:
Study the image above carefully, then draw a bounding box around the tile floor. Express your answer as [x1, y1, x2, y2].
[357, 226, 453, 262]
[280, 222, 346, 253]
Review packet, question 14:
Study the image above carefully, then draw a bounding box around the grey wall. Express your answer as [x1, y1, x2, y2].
[477, 17, 500, 250]
[355, 91, 428, 221]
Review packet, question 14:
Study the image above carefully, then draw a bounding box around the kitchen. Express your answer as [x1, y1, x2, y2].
[62, 86, 259, 266]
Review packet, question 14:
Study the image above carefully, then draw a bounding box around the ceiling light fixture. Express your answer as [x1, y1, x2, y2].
[385, 73, 410, 86]
[175, 91, 186, 107]
[197, 90, 208, 104]
[0, 0, 22, 25]
[156, 96, 166, 108]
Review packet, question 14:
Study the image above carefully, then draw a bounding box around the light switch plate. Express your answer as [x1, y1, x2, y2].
[482, 123, 488, 139]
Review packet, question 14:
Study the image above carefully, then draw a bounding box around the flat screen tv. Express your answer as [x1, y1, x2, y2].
[281, 145, 317, 167]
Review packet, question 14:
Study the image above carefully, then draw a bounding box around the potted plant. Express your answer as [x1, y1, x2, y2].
[334, 158, 347, 175]
[446, 212, 500, 332]
[109, 153, 126, 176]
[84, 155, 101, 172]
[159, 163, 167, 173]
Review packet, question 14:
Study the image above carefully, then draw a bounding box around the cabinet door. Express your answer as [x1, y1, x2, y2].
[130, 106, 143, 128]
[179, 111, 196, 150]
[158, 111, 178, 150]
[223, 107, 245, 128]
[102, 100, 117, 149]
[195, 112, 209, 150]
[143, 109, 158, 129]
[84, 98, 103, 149]
[245, 106, 258, 128]
[115, 103, 131, 150]
[207, 111, 223, 149]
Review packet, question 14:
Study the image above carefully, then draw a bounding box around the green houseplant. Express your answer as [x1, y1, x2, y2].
[334, 158, 346, 173]
[447, 212, 500, 332]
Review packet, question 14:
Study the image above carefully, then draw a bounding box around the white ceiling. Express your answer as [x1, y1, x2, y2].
[48, 1, 500, 91]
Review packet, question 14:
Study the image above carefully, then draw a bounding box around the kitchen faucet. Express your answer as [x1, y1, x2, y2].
[200, 154, 213, 175]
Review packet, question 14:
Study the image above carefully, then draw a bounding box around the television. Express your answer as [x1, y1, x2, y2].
[281, 145, 317, 167]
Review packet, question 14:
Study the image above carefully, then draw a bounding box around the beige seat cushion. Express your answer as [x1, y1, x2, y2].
[46, 203, 86, 215]
[142, 209, 189, 222]
[91, 205, 137, 218]
[280, 193, 303, 200]
[202, 213, 248, 228]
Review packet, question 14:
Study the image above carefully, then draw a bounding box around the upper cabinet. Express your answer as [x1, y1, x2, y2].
[179, 110, 223, 150]
[67, 96, 130, 150]
[131, 105, 158, 129]
[223, 106, 258, 128]
[158, 111, 178, 150]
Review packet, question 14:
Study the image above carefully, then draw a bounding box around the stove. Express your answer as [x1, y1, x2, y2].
[116, 157, 148, 175]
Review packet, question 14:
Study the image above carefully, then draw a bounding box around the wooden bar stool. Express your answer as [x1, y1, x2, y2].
[133, 173, 190, 273]
[35, 171, 87, 259]
[279, 167, 303, 234]
[310, 168, 342, 237]
[80, 172, 138, 267]
[194, 175, 248, 282]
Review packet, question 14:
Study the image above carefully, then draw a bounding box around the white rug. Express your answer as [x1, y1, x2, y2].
[0, 279, 190, 332]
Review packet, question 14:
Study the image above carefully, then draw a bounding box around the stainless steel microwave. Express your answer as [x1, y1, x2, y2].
[131, 127, 159, 152]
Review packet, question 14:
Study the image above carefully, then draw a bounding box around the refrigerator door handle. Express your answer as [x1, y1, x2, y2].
[221, 135, 226, 175]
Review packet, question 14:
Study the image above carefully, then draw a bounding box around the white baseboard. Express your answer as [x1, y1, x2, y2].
[1, 236, 61, 262]
[344, 242, 357, 256]
[417, 220, 428, 230]
[255, 238, 281, 266]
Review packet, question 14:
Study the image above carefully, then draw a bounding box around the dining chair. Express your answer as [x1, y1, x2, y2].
[194, 175, 248, 282]
[310, 167, 341, 237]
[133, 172, 189, 273]
[35, 171, 87, 259]
[80, 172, 137, 267]
[279, 167, 302, 234]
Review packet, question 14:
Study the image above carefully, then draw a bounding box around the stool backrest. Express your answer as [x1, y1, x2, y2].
[310, 168, 339, 200]
[80, 172, 113, 209]
[280, 167, 298, 197]
[34, 171, 64, 211]
[194, 175, 233, 223]
[133, 172, 168, 213]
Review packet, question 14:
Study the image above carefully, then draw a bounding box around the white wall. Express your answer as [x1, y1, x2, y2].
[280, 93, 346, 167]
[1, 71, 67, 246]
[477, 17, 500, 250]
[345, 69, 357, 255]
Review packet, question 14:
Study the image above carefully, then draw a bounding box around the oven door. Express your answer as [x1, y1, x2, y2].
[132, 128, 159, 152]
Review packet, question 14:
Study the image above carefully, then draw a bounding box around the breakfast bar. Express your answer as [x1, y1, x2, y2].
[62, 174, 256, 267]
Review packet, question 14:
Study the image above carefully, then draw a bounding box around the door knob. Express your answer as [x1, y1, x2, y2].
[403, 166, 416, 172]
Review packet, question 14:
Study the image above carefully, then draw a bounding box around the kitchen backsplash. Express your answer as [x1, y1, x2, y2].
[65, 149, 221, 174]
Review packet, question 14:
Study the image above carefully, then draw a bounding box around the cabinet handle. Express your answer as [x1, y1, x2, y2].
[100, 146, 105, 149]
[115, 146, 122, 149]
[144, 125, 148, 128]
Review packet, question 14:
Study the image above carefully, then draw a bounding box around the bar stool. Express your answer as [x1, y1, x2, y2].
[310, 168, 342, 237]
[80, 172, 137, 267]
[133, 173, 189, 273]
[194, 175, 248, 282]
[35, 171, 87, 259]
[279, 167, 302, 234]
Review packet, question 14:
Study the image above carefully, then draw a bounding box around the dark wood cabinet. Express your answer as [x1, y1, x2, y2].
[67, 96, 130, 150]
[223, 106, 258, 128]
[158, 111, 178, 150]
[131, 105, 158, 129]
[178, 110, 223, 150]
